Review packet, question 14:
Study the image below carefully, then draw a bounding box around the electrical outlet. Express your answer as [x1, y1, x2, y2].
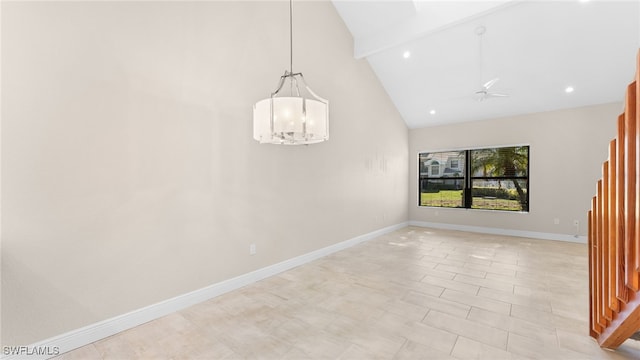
[249, 244, 256, 255]
[554, 218, 560, 225]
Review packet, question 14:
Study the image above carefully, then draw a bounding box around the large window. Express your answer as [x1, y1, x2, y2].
[419, 145, 529, 212]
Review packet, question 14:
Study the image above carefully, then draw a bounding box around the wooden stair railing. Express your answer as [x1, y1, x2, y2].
[588, 50, 640, 348]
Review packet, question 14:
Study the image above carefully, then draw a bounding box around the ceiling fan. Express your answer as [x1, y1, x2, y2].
[474, 25, 509, 102]
[475, 78, 509, 102]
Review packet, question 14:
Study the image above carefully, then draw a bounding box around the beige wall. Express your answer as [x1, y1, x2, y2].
[0, 1, 408, 346]
[409, 103, 621, 237]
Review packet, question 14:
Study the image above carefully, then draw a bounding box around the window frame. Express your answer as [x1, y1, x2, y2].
[418, 145, 530, 212]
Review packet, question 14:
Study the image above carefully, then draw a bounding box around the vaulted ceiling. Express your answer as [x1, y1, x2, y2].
[332, 0, 640, 128]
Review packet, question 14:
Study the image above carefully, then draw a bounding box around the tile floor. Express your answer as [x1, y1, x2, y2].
[56, 227, 640, 359]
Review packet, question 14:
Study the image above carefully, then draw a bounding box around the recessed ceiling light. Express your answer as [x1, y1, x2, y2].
[429, 109, 436, 115]
[565, 86, 575, 93]
[403, 51, 411, 59]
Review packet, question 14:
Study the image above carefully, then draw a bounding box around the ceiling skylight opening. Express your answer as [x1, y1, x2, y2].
[565, 86, 575, 93]
[403, 51, 411, 59]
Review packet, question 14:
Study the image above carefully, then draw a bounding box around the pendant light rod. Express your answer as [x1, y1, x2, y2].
[289, 0, 293, 75]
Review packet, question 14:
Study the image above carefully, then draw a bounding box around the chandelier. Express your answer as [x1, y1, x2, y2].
[252, 0, 329, 145]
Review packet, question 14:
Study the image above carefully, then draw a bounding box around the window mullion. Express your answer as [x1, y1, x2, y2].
[464, 150, 472, 208]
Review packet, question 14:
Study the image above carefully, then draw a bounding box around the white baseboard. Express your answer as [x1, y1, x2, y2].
[1, 222, 408, 360]
[408, 220, 587, 244]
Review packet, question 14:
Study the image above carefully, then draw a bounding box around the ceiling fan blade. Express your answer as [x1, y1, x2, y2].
[476, 91, 509, 102]
[487, 92, 509, 98]
[483, 78, 500, 90]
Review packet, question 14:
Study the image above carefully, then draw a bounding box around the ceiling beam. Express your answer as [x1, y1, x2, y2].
[353, 0, 521, 59]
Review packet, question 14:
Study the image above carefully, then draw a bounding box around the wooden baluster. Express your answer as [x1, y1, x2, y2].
[625, 81, 639, 291]
[602, 162, 613, 321]
[587, 206, 600, 338]
[597, 180, 608, 327]
[631, 60, 640, 275]
[590, 206, 602, 335]
[593, 195, 602, 330]
[636, 55, 640, 274]
[616, 114, 629, 303]
[608, 140, 620, 313]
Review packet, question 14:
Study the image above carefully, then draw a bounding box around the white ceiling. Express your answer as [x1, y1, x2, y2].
[332, 0, 640, 129]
